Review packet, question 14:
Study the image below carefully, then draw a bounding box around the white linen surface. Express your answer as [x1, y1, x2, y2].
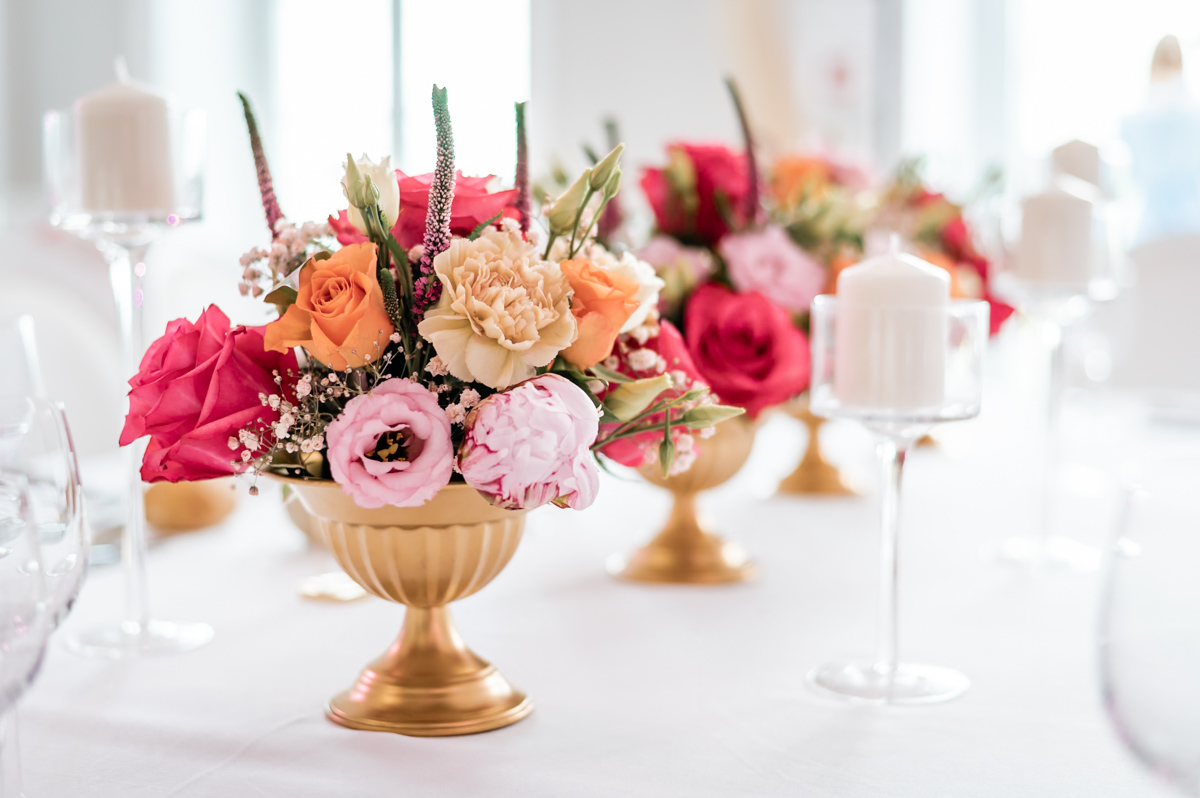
[20, 375, 1183, 797]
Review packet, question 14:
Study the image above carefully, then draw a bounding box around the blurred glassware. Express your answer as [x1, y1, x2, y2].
[807, 295, 987, 704]
[0, 474, 52, 798]
[1100, 456, 1200, 796]
[43, 104, 213, 657]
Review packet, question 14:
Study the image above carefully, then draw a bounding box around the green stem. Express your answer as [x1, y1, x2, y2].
[570, 193, 613, 258]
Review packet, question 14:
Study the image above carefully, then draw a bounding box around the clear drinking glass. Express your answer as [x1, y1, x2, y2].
[1100, 457, 1200, 795]
[0, 474, 51, 797]
[807, 295, 988, 704]
[43, 105, 213, 657]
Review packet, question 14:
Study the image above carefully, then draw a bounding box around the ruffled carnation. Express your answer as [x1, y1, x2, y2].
[417, 229, 576, 389]
[459, 374, 599, 510]
[324, 378, 454, 509]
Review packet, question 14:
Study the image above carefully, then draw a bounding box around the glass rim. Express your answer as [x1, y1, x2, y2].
[812, 294, 990, 313]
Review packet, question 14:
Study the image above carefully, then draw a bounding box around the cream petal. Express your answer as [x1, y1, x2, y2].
[465, 336, 531, 389]
[418, 317, 475, 382]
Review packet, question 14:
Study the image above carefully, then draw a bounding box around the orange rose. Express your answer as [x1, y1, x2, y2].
[559, 258, 640, 369]
[771, 156, 832, 207]
[264, 242, 394, 370]
[916, 247, 970, 299]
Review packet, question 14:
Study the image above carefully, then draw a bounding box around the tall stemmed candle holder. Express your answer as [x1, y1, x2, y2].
[990, 177, 1120, 571]
[806, 244, 988, 704]
[43, 62, 211, 657]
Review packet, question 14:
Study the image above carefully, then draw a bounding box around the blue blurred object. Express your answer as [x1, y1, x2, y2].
[1122, 77, 1200, 245]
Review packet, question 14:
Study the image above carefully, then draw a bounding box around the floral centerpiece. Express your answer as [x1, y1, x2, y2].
[118, 86, 738, 736]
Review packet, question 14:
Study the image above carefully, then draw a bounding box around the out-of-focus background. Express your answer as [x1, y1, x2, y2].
[3, 0, 1199, 458]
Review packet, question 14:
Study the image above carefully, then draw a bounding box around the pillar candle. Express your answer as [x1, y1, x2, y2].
[834, 240, 950, 410]
[1015, 184, 1094, 288]
[74, 59, 175, 213]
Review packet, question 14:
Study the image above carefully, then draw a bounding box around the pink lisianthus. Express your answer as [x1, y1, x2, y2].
[328, 170, 519, 249]
[120, 305, 298, 483]
[596, 321, 709, 473]
[459, 374, 599, 510]
[718, 225, 826, 314]
[324, 378, 454, 509]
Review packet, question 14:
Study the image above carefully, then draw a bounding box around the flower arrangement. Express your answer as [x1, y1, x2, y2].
[862, 159, 1014, 334]
[633, 81, 813, 424]
[119, 87, 741, 511]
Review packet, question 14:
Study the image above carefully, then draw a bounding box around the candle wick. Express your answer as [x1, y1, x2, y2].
[115, 56, 131, 84]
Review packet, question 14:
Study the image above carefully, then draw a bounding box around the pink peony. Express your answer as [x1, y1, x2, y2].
[325, 378, 453, 509]
[120, 305, 297, 483]
[719, 225, 827, 314]
[329, 170, 519, 249]
[459, 374, 599, 510]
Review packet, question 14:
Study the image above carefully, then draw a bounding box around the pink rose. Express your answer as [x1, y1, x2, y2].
[636, 236, 715, 318]
[329, 170, 519, 249]
[325, 378, 453, 509]
[685, 284, 810, 418]
[120, 305, 297, 483]
[459, 374, 599, 510]
[597, 321, 709, 472]
[719, 226, 826, 314]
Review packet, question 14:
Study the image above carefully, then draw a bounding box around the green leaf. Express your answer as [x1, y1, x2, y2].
[313, 250, 333, 261]
[263, 285, 298, 313]
[468, 213, 503, 240]
[589, 363, 634, 384]
[677, 404, 745, 429]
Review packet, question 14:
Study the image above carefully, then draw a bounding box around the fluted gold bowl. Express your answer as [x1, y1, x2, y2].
[608, 416, 758, 584]
[279, 477, 531, 737]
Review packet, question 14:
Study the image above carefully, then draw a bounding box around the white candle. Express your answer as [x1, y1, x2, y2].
[1015, 185, 1094, 288]
[74, 59, 175, 213]
[834, 240, 950, 410]
[1051, 139, 1102, 189]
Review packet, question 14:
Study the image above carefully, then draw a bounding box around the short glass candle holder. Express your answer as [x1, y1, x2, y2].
[806, 295, 988, 704]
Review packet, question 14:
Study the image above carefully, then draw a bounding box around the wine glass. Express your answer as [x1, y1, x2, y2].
[1100, 456, 1200, 795]
[0, 473, 51, 797]
[807, 295, 988, 704]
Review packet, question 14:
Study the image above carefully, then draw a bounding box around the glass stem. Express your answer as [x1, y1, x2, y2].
[0, 709, 22, 797]
[875, 435, 909, 680]
[106, 243, 151, 635]
[1040, 318, 1066, 550]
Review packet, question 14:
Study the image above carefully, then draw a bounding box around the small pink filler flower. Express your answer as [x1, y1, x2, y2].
[459, 374, 600, 511]
[325, 378, 454, 509]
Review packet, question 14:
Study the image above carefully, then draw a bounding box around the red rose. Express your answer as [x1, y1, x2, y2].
[684, 284, 809, 418]
[120, 305, 298, 483]
[640, 143, 750, 247]
[329, 170, 519, 249]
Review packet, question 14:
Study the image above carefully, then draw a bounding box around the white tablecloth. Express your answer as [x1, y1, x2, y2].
[20, 368, 1184, 797]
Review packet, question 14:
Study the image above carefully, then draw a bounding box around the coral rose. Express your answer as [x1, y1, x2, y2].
[685, 283, 810, 418]
[264, 242, 394, 371]
[324, 378, 453, 509]
[329, 170, 519, 249]
[719, 225, 827, 314]
[459, 374, 599, 510]
[120, 305, 298, 483]
[559, 258, 640, 369]
[417, 229, 576, 389]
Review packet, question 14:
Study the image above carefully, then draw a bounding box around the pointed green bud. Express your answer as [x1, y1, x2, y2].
[603, 166, 622, 198]
[548, 168, 591, 234]
[603, 373, 672, 422]
[589, 143, 624, 190]
[678, 404, 745, 429]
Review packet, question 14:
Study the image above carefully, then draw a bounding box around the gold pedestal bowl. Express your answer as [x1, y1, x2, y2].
[777, 397, 857, 497]
[608, 416, 758, 585]
[281, 478, 532, 737]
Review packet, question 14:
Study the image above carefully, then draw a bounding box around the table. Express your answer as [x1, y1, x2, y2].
[20, 372, 1182, 797]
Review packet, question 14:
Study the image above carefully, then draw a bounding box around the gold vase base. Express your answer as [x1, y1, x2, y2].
[607, 533, 757, 585]
[327, 668, 533, 737]
[776, 461, 858, 497]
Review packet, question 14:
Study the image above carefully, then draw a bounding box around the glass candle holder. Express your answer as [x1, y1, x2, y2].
[43, 105, 213, 658]
[806, 295, 988, 704]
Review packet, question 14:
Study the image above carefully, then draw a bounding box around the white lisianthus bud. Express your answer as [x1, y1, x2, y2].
[548, 169, 592, 235]
[589, 144, 624, 191]
[603, 373, 673, 422]
[342, 153, 401, 234]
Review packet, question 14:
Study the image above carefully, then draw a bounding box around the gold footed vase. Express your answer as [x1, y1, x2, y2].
[608, 416, 758, 585]
[777, 398, 857, 496]
[281, 478, 532, 737]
